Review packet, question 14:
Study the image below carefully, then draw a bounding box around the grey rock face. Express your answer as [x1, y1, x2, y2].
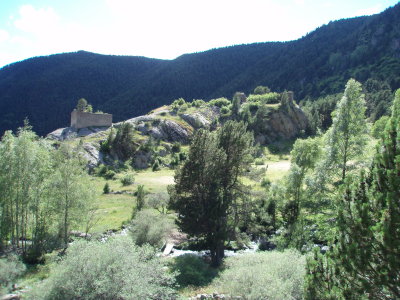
[255, 102, 309, 144]
[114, 115, 154, 128]
[180, 113, 210, 129]
[47, 127, 77, 141]
[134, 150, 153, 169]
[47, 126, 108, 141]
[80, 143, 103, 169]
[159, 120, 190, 143]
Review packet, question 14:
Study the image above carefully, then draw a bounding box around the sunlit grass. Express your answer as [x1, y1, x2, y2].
[87, 169, 175, 233]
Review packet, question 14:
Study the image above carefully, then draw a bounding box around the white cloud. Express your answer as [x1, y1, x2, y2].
[0, 29, 9, 43]
[354, 4, 383, 16]
[294, 0, 305, 5]
[14, 5, 60, 34]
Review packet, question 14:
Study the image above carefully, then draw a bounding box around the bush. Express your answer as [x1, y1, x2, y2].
[247, 92, 281, 104]
[103, 183, 110, 194]
[120, 173, 135, 186]
[209, 97, 231, 108]
[152, 160, 160, 171]
[130, 210, 175, 248]
[94, 164, 108, 177]
[220, 106, 231, 116]
[104, 170, 116, 180]
[216, 250, 305, 300]
[261, 177, 271, 188]
[171, 254, 217, 287]
[146, 192, 170, 214]
[254, 158, 264, 165]
[191, 99, 206, 107]
[171, 142, 181, 153]
[29, 238, 176, 300]
[253, 86, 271, 95]
[0, 255, 26, 294]
[179, 152, 186, 161]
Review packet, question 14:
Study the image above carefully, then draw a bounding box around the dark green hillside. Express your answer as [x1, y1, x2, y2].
[1, 3, 400, 135]
[0, 52, 166, 134]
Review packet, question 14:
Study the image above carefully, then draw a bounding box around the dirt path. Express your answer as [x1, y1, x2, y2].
[266, 160, 291, 172]
[149, 175, 175, 185]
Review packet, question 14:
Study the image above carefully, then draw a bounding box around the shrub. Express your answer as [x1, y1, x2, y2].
[253, 86, 271, 95]
[120, 173, 135, 186]
[103, 183, 110, 194]
[29, 238, 176, 300]
[216, 250, 305, 300]
[152, 160, 160, 171]
[104, 170, 116, 180]
[146, 192, 170, 214]
[254, 158, 264, 165]
[209, 97, 231, 108]
[0, 255, 26, 294]
[152, 119, 161, 126]
[220, 106, 231, 116]
[260, 177, 271, 188]
[171, 142, 181, 153]
[191, 99, 206, 107]
[171, 254, 217, 287]
[247, 92, 281, 104]
[130, 210, 175, 248]
[179, 152, 186, 161]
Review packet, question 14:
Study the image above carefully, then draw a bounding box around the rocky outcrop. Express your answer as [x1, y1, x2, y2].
[158, 120, 191, 143]
[114, 115, 155, 128]
[47, 126, 108, 141]
[133, 150, 153, 169]
[79, 143, 103, 169]
[254, 101, 309, 144]
[180, 113, 210, 129]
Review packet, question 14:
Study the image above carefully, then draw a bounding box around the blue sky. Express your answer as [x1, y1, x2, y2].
[0, 0, 398, 68]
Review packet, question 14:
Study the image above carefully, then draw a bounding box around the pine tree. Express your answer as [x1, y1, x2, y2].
[324, 79, 369, 181]
[169, 121, 253, 267]
[305, 89, 400, 299]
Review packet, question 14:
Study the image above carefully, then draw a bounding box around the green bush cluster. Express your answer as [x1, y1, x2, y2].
[208, 97, 231, 108]
[120, 173, 135, 186]
[216, 250, 305, 300]
[247, 92, 280, 104]
[0, 255, 26, 294]
[29, 238, 177, 300]
[130, 209, 175, 248]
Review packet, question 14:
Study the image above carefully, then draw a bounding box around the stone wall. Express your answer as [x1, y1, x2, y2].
[71, 110, 112, 129]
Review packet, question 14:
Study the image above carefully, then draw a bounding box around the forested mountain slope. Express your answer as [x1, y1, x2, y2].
[0, 3, 399, 135]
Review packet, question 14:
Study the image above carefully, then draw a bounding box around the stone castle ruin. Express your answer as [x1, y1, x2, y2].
[71, 110, 112, 129]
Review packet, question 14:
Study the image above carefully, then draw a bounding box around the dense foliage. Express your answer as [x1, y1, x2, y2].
[168, 121, 254, 266]
[0, 255, 26, 294]
[305, 89, 400, 299]
[216, 250, 305, 300]
[1, 3, 399, 135]
[29, 238, 177, 300]
[0, 126, 95, 261]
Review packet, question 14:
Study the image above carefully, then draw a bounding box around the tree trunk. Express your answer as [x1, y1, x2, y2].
[64, 195, 69, 248]
[211, 242, 225, 267]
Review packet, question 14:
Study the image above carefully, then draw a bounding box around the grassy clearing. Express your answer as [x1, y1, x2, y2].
[87, 169, 175, 233]
[87, 157, 290, 234]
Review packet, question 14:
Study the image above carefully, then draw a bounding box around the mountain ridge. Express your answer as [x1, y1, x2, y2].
[1, 3, 399, 135]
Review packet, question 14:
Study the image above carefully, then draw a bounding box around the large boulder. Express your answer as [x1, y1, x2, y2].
[180, 113, 210, 129]
[80, 143, 103, 169]
[133, 150, 153, 169]
[254, 102, 309, 144]
[47, 126, 108, 141]
[156, 120, 191, 144]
